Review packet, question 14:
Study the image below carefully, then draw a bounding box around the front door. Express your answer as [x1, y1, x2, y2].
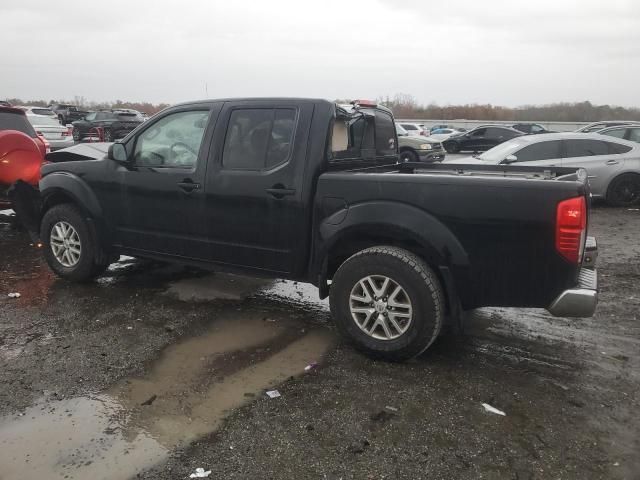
[113, 105, 219, 257]
[507, 139, 563, 167]
[196, 100, 314, 275]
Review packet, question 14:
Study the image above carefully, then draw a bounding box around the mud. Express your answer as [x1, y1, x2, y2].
[1, 207, 639, 479]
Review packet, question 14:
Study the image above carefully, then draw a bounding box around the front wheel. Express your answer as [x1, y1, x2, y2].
[41, 204, 108, 282]
[444, 142, 460, 153]
[329, 246, 444, 361]
[72, 128, 81, 141]
[606, 173, 640, 207]
[399, 149, 419, 163]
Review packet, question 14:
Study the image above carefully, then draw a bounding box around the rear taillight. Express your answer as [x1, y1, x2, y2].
[62, 127, 72, 137]
[37, 134, 51, 154]
[556, 196, 587, 264]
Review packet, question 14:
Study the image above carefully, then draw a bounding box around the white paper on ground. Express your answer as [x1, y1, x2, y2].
[266, 390, 281, 398]
[482, 403, 506, 416]
[190, 467, 212, 478]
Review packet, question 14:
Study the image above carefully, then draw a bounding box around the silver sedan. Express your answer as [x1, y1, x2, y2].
[26, 114, 74, 151]
[447, 132, 640, 206]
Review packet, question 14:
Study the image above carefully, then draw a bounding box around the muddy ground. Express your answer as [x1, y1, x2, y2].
[0, 206, 638, 480]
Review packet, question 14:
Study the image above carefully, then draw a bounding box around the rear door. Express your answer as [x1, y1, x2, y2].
[561, 138, 628, 195]
[197, 100, 314, 274]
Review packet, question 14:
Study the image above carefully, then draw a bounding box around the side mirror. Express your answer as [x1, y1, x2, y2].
[503, 154, 518, 164]
[108, 142, 128, 163]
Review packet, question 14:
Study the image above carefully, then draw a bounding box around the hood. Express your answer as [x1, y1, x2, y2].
[398, 136, 440, 147]
[445, 156, 484, 165]
[45, 142, 111, 162]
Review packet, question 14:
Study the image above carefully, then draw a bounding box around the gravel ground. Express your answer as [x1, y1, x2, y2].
[0, 206, 638, 480]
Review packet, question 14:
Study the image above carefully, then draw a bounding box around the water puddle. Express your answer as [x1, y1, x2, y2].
[0, 314, 335, 479]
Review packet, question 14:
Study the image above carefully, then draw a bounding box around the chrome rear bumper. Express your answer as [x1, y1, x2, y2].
[548, 267, 598, 318]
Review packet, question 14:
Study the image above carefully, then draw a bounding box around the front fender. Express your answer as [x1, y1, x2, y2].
[39, 171, 103, 220]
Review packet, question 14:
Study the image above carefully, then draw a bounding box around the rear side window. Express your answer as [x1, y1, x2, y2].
[375, 111, 396, 155]
[602, 128, 626, 139]
[401, 124, 417, 130]
[564, 139, 609, 157]
[0, 111, 37, 137]
[222, 108, 296, 170]
[32, 108, 54, 116]
[605, 141, 632, 154]
[629, 128, 640, 143]
[514, 140, 561, 162]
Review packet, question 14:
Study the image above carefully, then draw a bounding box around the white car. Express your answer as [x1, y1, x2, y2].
[26, 114, 74, 151]
[447, 132, 640, 206]
[395, 122, 426, 136]
[17, 105, 58, 121]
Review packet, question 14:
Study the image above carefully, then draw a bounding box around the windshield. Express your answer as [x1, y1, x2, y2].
[32, 108, 54, 116]
[477, 139, 525, 163]
[27, 115, 63, 127]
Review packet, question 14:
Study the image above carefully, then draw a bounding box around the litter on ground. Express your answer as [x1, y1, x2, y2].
[482, 403, 506, 416]
[266, 390, 281, 398]
[304, 362, 318, 371]
[7, 292, 21, 298]
[189, 467, 212, 478]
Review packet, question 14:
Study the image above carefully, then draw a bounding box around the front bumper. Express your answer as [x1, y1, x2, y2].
[418, 149, 446, 162]
[547, 237, 598, 317]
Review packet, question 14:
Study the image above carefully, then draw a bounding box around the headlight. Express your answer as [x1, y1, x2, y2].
[419, 143, 432, 150]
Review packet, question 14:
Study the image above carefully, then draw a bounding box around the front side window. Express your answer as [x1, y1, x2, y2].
[513, 141, 561, 162]
[531, 124, 545, 133]
[471, 128, 486, 137]
[84, 113, 96, 121]
[222, 108, 296, 170]
[564, 139, 609, 158]
[401, 124, 417, 130]
[629, 128, 640, 143]
[133, 110, 209, 168]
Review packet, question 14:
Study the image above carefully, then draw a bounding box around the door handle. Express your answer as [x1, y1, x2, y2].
[266, 185, 296, 199]
[177, 180, 200, 193]
[606, 160, 620, 166]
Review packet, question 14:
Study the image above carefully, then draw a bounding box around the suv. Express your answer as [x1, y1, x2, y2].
[13, 98, 598, 361]
[395, 123, 444, 162]
[72, 110, 144, 142]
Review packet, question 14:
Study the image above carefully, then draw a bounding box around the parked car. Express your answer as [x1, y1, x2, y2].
[442, 125, 523, 153]
[429, 124, 452, 133]
[0, 100, 12, 107]
[396, 122, 427, 136]
[512, 123, 554, 134]
[17, 106, 58, 120]
[26, 114, 74, 151]
[49, 104, 90, 125]
[575, 121, 638, 133]
[395, 123, 444, 162]
[72, 109, 144, 142]
[13, 97, 598, 361]
[597, 124, 640, 143]
[448, 132, 640, 206]
[0, 106, 46, 207]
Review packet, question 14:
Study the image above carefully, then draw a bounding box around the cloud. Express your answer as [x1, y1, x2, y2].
[1, 0, 638, 107]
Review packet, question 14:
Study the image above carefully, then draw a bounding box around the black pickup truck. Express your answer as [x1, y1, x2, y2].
[49, 104, 89, 125]
[12, 98, 598, 360]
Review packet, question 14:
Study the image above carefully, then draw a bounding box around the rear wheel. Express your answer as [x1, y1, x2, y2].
[41, 204, 108, 282]
[330, 246, 444, 361]
[72, 128, 81, 142]
[607, 173, 640, 207]
[103, 128, 113, 142]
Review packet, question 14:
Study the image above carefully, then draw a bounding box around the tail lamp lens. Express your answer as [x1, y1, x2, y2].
[556, 196, 587, 263]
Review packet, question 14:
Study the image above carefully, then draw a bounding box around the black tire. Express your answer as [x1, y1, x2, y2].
[399, 149, 419, 163]
[103, 128, 113, 142]
[72, 128, 81, 142]
[444, 142, 460, 153]
[329, 246, 444, 361]
[41, 204, 106, 282]
[606, 173, 640, 207]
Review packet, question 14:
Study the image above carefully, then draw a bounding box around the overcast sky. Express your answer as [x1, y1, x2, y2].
[1, 0, 639, 107]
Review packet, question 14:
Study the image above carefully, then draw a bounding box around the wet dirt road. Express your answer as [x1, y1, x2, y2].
[0, 207, 638, 480]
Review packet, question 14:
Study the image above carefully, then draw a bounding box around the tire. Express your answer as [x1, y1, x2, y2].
[444, 142, 460, 153]
[72, 128, 81, 142]
[103, 128, 113, 142]
[329, 246, 444, 361]
[606, 173, 640, 207]
[399, 149, 419, 163]
[41, 204, 106, 282]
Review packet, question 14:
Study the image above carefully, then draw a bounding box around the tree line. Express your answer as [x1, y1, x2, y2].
[377, 94, 640, 122]
[3, 96, 170, 115]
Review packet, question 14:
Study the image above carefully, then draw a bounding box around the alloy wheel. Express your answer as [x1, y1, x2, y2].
[50, 221, 82, 267]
